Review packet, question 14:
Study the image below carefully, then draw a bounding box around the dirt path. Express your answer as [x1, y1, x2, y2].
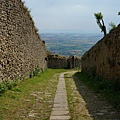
[65, 72, 120, 120]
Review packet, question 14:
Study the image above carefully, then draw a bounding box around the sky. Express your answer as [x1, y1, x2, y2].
[22, 0, 120, 33]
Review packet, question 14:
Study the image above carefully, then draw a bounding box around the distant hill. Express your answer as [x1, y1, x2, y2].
[40, 33, 103, 57]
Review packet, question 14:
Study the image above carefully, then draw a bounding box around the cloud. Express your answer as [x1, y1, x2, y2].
[22, 0, 120, 33]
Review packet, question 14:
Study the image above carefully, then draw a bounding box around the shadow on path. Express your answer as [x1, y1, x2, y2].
[66, 72, 120, 120]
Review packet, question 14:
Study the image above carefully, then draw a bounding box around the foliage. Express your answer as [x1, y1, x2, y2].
[33, 67, 41, 77]
[30, 67, 42, 78]
[94, 12, 107, 36]
[108, 22, 116, 32]
[94, 12, 103, 29]
[74, 72, 120, 110]
[0, 80, 18, 95]
[118, 12, 120, 15]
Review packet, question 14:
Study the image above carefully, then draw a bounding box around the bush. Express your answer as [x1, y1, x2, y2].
[0, 80, 18, 95]
[30, 67, 41, 78]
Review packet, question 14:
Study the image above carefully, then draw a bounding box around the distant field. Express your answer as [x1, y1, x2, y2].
[40, 33, 103, 57]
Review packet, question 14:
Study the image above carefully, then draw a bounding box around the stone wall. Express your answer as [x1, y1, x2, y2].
[47, 55, 68, 69]
[81, 25, 120, 80]
[47, 54, 81, 69]
[75, 57, 81, 68]
[0, 0, 47, 81]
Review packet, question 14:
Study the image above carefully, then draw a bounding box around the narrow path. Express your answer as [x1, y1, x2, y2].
[50, 73, 71, 120]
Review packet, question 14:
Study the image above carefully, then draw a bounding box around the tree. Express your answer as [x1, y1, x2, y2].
[94, 12, 107, 36]
[118, 12, 120, 15]
[108, 22, 116, 32]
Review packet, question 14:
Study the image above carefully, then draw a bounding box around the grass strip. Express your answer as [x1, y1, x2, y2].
[0, 69, 67, 120]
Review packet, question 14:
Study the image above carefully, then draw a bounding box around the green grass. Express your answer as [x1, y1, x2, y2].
[0, 80, 18, 94]
[0, 69, 67, 120]
[74, 72, 120, 111]
[64, 73, 74, 120]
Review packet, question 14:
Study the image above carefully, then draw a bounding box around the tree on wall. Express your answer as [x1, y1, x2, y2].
[108, 22, 116, 32]
[118, 12, 120, 26]
[94, 12, 107, 36]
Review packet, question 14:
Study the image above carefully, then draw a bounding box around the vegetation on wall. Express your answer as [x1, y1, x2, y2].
[108, 22, 116, 32]
[94, 12, 120, 35]
[0, 80, 18, 95]
[94, 12, 107, 36]
[29, 66, 43, 78]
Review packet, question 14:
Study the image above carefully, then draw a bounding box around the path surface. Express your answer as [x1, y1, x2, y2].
[50, 73, 71, 120]
[65, 72, 120, 120]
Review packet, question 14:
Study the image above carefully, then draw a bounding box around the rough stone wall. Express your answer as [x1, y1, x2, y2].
[67, 56, 81, 69]
[47, 54, 81, 69]
[47, 55, 68, 69]
[0, 0, 47, 81]
[75, 57, 81, 68]
[81, 25, 120, 80]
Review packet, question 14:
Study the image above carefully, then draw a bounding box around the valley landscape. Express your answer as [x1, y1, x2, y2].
[40, 33, 103, 57]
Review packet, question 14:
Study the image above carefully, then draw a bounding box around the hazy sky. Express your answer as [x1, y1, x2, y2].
[22, 0, 120, 33]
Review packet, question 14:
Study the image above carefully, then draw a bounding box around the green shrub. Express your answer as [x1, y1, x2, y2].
[29, 67, 42, 78]
[33, 67, 41, 77]
[0, 80, 18, 95]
